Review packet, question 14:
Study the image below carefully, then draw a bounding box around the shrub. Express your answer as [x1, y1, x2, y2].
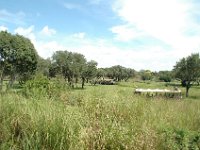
[160, 128, 200, 149]
[159, 75, 171, 82]
[22, 75, 69, 99]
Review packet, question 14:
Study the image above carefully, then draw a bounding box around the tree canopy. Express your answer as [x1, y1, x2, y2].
[0, 31, 38, 89]
[173, 53, 200, 97]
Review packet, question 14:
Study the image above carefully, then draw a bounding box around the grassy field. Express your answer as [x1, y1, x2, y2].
[0, 81, 200, 149]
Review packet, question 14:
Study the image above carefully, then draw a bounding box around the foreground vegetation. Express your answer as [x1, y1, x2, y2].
[1, 80, 200, 150]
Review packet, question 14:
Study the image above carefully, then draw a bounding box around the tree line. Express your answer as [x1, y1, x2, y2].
[1, 31, 200, 96]
[39, 51, 135, 88]
[0, 31, 135, 89]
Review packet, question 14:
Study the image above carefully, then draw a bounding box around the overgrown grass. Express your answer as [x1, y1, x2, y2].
[0, 81, 200, 149]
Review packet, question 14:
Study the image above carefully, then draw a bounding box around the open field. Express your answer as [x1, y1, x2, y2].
[0, 81, 200, 149]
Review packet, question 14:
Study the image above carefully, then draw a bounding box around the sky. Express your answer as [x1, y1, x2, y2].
[0, 0, 200, 71]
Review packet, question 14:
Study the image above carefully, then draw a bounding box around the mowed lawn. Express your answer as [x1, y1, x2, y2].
[0, 81, 200, 149]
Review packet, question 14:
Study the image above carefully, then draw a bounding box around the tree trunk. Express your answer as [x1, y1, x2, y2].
[0, 65, 5, 90]
[181, 80, 186, 87]
[81, 77, 85, 89]
[75, 77, 78, 84]
[0, 73, 4, 91]
[64, 75, 67, 82]
[67, 76, 71, 85]
[185, 83, 191, 97]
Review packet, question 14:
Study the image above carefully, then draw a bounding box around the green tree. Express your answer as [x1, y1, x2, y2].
[173, 53, 200, 97]
[71, 52, 87, 88]
[71, 53, 87, 83]
[104, 65, 135, 81]
[96, 68, 105, 79]
[123, 68, 135, 81]
[52, 51, 73, 83]
[51, 50, 87, 88]
[14, 34, 38, 84]
[82, 60, 98, 86]
[0, 31, 38, 89]
[0, 31, 13, 89]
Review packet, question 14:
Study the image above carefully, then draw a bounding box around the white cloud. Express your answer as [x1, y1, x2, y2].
[35, 41, 65, 58]
[13, 26, 59, 58]
[12, 25, 190, 71]
[13, 26, 63, 58]
[112, 0, 200, 53]
[0, 25, 8, 31]
[72, 32, 86, 39]
[11, 0, 200, 72]
[40, 26, 56, 36]
[14, 25, 36, 43]
[110, 24, 142, 41]
[60, 38, 181, 71]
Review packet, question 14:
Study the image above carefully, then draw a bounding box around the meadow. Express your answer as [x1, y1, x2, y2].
[0, 80, 200, 150]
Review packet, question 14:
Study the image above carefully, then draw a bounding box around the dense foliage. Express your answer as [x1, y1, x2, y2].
[0, 31, 38, 89]
[140, 70, 153, 81]
[173, 53, 200, 97]
[158, 71, 172, 82]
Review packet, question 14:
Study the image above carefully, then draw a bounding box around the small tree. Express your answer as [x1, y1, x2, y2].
[51, 50, 87, 88]
[14, 35, 38, 84]
[173, 53, 200, 97]
[96, 68, 104, 78]
[140, 70, 153, 81]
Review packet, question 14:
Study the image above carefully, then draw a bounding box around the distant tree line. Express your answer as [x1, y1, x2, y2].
[1, 31, 200, 96]
[0, 31, 136, 89]
[39, 51, 136, 88]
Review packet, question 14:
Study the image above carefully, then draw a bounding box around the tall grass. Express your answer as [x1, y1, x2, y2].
[0, 81, 200, 149]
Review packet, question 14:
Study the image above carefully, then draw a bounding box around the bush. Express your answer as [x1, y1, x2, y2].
[160, 128, 200, 149]
[22, 75, 69, 99]
[159, 75, 171, 82]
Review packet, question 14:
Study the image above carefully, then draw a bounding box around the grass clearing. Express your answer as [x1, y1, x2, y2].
[0, 81, 200, 149]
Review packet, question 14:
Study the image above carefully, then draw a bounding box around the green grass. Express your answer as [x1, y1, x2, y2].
[0, 81, 200, 149]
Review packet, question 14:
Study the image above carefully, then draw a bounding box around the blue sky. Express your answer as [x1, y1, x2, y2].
[0, 0, 200, 71]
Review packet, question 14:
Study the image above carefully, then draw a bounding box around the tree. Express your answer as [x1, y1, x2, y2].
[103, 65, 135, 82]
[0, 31, 13, 89]
[173, 53, 200, 97]
[81, 60, 98, 86]
[14, 34, 38, 84]
[51, 50, 87, 88]
[52, 51, 73, 83]
[96, 68, 105, 79]
[123, 68, 135, 81]
[71, 52, 87, 88]
[0, 31, 38, 89]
